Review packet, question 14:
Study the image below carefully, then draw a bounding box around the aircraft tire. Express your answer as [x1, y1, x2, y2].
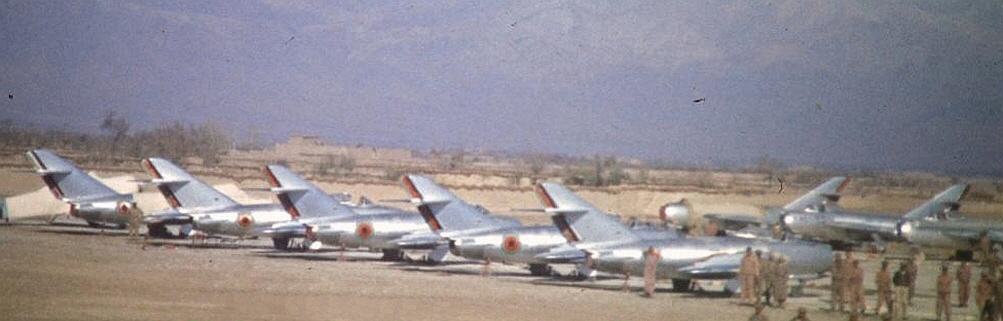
[147, 224, 173, 238]
[528, 263, 552, 276]
[272, 237, 291, 251]
[381, 249, 404, 261]
[671, 278, 692, 292]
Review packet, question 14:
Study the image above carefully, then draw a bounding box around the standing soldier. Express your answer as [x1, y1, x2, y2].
[642, 246, 660, 297]
[844, 251, 856, 310]
[740, 247, 761, 304]
[832, 253, 846, 311]
[937, 265, 953, 321]
[976, 272, 992, 319]
[893, 262, 911, 320]
[958, 262, 971, 308]
[763, 253, 776, 306]
[875, 261, 893, 316]
[906, 257, 919, 305]
[127, 205, 141, 239]
[774, 255, 790, 309]
[848, 259, 866, 315]
[755, 250, 766, 304]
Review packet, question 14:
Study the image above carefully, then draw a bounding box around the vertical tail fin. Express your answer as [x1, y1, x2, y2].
[263, 165, 355, 220]
[141, 158, 238, 210]
[901, 184, 970, 220]
[781, 176, 850, 212]
[534, 182, 640, 243]
[25, 149, 122, 202]
[401, 174, 506, 232]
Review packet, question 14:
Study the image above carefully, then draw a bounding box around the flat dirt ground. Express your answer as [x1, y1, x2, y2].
[0, 221, 986, 321]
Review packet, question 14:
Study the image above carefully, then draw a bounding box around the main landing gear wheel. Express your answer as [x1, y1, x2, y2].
[528, 264, 552, 276]
[146, 224, 173, 238]
[272, 237, 291, 251]
[671, 279, 692, 292]
[381, 249, 404, 261]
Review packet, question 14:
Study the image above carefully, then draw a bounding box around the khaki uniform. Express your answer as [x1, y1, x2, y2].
[893, 265, 911, 320]
[842, 253, 856, 306]
[848, 261, 866, 314]
[831, 256, 845, 311]
[128, 208, 141, 239]
[643, 247, 660, 297]
[773, 258, 790, 307]
[957, 263, 971, 307]
[977, 274, 992, 317]
[740, 251, 761, 303]
[937, 270, 952, 321]
[906, 259, 919, 305]
[761, 256, 775, 304]
[875, 266, 892, 315]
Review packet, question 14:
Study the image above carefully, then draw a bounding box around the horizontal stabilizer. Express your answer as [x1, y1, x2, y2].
[142, 209, 193, 225]
[675, 252, 743, 280]
[533, 244, 586, 263]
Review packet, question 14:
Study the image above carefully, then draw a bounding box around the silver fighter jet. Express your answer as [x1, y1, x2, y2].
[781, 184, 969, 250]
[140, 158, 293, 243]
[535, 182, 833, 292]
[260, 166, 446, 262]
[894, 186, 1003, 260]
[704, 176, 850, 233]
[24, 149, 138, 228]
[400, 174, 567, 275]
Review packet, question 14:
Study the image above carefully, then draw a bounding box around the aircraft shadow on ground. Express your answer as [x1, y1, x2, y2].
[530, 278, 742, 297]
[251, 250, 389, 262]
[396, 265, 535, 278]
[30, 227, 130, 237]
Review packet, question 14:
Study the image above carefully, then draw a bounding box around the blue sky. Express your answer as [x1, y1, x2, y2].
[2, 1, 1001, 174]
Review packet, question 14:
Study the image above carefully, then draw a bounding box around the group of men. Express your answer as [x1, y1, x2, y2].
[739, 247, 791, 308]
[829, 252, 869, 315]
[829, 250, 981, 321]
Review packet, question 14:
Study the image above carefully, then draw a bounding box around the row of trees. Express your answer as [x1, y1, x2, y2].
[0, 112, 231, 165]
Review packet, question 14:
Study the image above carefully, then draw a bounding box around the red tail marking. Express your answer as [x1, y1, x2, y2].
[141, 159, 163, 179]
[263, 166, 281, 188]
[552, 214, 579, 243]
[401, 176, 422, 199]
[959, 185, 972, 201]
[416, 204, 442, 231]
[534, 184, 557, 209]
[42, 175, 64, 200]
[276, 193, 300, 219]
[836, 178, 851, 194]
